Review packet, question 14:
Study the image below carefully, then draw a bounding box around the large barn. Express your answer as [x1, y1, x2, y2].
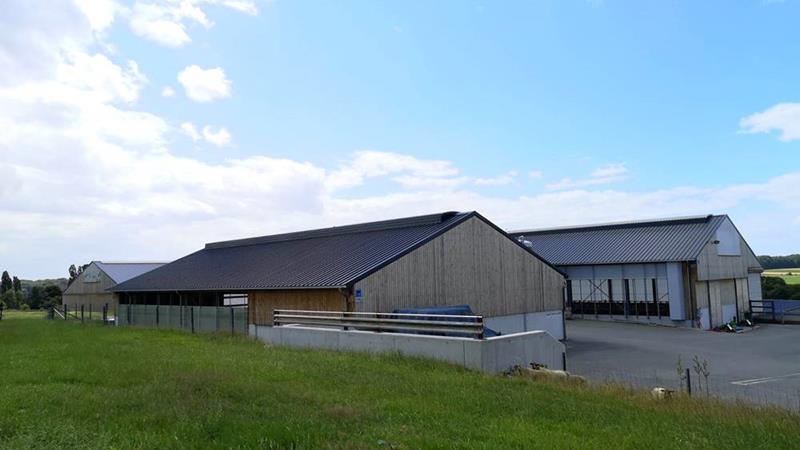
[62, 261, 166, 313]
[112, 211, 568, 339]
[512, 215, 763, 330]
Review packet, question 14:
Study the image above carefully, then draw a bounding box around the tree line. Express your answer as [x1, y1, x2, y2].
[0, 270, 63, 310]
[757, 254, 800, 270]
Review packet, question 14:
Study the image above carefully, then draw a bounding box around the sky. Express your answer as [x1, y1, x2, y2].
[1, 0, 800, 279]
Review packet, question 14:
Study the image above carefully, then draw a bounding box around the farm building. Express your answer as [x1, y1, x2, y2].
[511, 215, 763, 330]
[111, 211, 568, 339]
[62, 261, 166, 313]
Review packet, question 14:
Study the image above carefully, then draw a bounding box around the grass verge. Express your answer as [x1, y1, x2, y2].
[1, 313, 798, 449]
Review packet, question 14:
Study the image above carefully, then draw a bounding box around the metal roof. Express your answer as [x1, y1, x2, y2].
[112, 212, 484, 292]
[94, 262, 167, 284]
[512, 215, 727, 266]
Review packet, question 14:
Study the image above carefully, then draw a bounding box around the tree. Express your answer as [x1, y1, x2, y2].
[12, 276, 21, 292]
[0, 289, 18, 309]
[68, 264, 78, 284]
[1, 271, 12, 294]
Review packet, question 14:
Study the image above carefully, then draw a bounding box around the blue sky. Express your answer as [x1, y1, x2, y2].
[1, 0, 799, 278]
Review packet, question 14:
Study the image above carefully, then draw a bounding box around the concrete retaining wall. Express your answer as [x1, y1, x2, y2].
[251, 325, 566, 374]
[484, 310, 564, 340]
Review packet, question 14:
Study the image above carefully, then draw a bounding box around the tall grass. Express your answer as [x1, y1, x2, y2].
[1, 313, 798, 449]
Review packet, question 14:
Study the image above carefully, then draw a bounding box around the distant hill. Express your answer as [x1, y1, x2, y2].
[758, 255, 800, 270]
[20, 278, 69, 293]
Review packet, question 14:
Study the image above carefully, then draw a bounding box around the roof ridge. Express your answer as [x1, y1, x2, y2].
[205, 211, 465, 250]
[513, 214, 716, 235]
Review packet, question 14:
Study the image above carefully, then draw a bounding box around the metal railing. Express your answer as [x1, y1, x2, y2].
[273, 309, 485, 339]
[750, 300, 800, 324]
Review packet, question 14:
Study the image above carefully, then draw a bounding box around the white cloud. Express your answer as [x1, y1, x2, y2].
[740, 103, 800, 142]
[202, 125, 231, 146]
[528, 170, 543, 179]
[590, 163, 627, 178]
[326, 150, 461, 191]
[180, 122, 201, 141]
[161, 85, 175, 97]
[547, 163, 628, 190]
[177, 65, 231, 102]
[474, 171, 518, 186]
[1, 0, 799, 279]
[127, 0, 258, 48]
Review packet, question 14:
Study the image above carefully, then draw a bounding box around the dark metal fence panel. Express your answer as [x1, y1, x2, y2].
[118, 304, 248, 335]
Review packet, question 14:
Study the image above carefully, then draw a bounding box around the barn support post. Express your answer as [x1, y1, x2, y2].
[653, 279, 660, 320]
[624, 279, 630, 320]
[733, 280, 740, 324]
[706, 281, 713, 329]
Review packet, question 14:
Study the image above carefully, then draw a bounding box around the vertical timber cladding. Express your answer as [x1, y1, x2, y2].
[353, 216, 564, 316]
[248, 289, 348, 325]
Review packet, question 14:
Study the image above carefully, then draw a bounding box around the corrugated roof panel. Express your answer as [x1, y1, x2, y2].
[112, 212, 474, 292]
[95, 262, 167, 284]
[512, 215, 725, 266]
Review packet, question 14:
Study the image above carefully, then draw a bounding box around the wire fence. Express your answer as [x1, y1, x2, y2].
[574, 366, 800, 412]
[117, 304, 248, 335]
[49, 303, 113, 324]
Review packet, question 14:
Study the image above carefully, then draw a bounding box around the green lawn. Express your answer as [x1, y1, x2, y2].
[764, 268, 800, 285]
[1, 314, 798, 449]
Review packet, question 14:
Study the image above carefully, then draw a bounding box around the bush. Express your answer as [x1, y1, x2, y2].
[19, 303, 30, 311]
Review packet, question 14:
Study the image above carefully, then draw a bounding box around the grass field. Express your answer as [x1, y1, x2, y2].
[764, 268, 800, 285]
[1, 312, 799, 449]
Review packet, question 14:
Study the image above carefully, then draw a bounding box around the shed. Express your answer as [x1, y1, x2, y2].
[62, 261, 166, 313]
[511, 214, 763, 329]
[112, 211, 567, 338]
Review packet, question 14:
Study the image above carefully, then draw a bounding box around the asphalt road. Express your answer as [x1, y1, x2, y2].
[565, 319, 800, 410]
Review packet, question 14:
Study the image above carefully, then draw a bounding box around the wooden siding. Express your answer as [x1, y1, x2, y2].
[248, 289, 348, 325]
[696, 221, 762, 281]
[353, 216, 564, 317]
[62, 292, 116, 312]
[62, 263, 118, 310]
[695, 278, 750, 326]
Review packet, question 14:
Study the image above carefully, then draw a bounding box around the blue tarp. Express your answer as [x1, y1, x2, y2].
[392, 305, 499, 337]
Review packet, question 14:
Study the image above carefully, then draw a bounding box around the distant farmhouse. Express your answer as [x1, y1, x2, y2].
[62, 262, 166, 313]
[511, 215, 763, 330]
[111, 212, 568, 339]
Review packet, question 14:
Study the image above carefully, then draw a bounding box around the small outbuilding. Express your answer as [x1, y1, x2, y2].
[112, 211, 567, 339]
[512, 215, 763, 330]
[62, 261, 166, 313]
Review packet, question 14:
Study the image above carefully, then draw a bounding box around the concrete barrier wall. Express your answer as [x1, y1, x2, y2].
[251, 325, 566, 373]
[484, 310, 564, 340]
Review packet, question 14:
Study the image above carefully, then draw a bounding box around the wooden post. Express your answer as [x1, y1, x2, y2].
[191, 307, 195, 333]
[81, 304, 85, 322]
[64, 304, 68, 320]
[607, 279, 613, 317]
[686, 368, 692, 396]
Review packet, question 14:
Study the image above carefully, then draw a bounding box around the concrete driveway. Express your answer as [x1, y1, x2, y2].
[565, 319, 800, 411]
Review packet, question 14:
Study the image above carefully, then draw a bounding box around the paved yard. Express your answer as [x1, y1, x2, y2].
[566, 319, 800, 411]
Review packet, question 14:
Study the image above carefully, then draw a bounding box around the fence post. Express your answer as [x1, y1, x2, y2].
[64, 304, 68, 320]
[81, 305, 85, 323]
[128, 302, 131, 325]
[686, 368, 692, 396]
[156, 304, 160, 328]
[231, 307, 235, 335]
[191, 307, 195, 333]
